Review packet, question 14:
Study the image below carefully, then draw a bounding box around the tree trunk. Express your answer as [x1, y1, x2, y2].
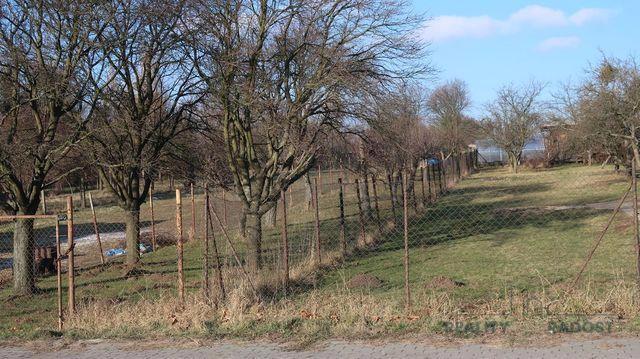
[508, 153, 518, 173]
[124, 206, 141, 265]
[12, 217, 36, 295]
[406, 167, 418, 210]
[244, 211, 262, 273]
[239, 211, 247, 236]
[304, 173, 313, 210]
[359, 173, 372, 219]
[390, 172, 400, 207]
[264, 201, 277, 228]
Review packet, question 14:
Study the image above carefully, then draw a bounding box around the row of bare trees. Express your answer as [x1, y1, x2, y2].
[0, 0, 432, 293]
[1, 0, 571, 297]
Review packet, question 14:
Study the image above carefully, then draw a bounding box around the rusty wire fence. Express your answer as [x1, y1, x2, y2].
[2, 149, 638, 335]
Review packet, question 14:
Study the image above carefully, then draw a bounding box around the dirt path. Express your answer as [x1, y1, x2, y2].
[3, 338, 640, 359]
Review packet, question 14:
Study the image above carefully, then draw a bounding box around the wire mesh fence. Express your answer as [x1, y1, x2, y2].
[2, 150, 638, 337]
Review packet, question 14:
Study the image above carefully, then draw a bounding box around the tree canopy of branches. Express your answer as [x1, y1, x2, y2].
[427, 79, 477, 158]
[85, 0, 201, 265]
[187, 0, 427, 272]
[482, 81, 545, 173]
[367, 84, 435, 210]
[0, 0, 111, 294]
[572, 57, 640, 169]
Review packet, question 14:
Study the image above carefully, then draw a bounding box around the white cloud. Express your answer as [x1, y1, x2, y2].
[423, 5, 614, 43]
[508, 5, 568, 28]
[569, 8, 614, 26]
[537, 36, 581, 52]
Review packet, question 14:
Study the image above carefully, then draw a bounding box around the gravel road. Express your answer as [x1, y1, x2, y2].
[3, 338, 640, 358]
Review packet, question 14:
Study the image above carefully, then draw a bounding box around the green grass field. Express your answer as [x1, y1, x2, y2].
[1, 164, 638, 341]
[321, 165, 632, 300]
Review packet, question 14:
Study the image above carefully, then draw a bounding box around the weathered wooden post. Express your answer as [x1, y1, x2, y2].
[387, 173, 397, 221]
[355, 178, 366, 245]
[149, 183, 157, 251]
[66, 196, 75, 315]
[313, 178, 322, 265]
[280, 190, 290, 291]
[338, 178, 346, 255]
[402, 169, 411, 313]
[55, 219, 63, 330]
[633, 160, 640, 286]
[438, 161, 445, 194]
[190, 183, 196, 242]
[371, 175, 382, 232]
[88, 193, 105, 265]
[203, 187, 211, 301]
[420, 166, 426, 208]
[176, 189, 185, 303]
[426, 164, 433, 202]
[329, 167, 334, 192]
[80, 177, 87, 209]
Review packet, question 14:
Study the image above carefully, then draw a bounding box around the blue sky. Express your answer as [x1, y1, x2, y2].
[413, 1, 640, 117]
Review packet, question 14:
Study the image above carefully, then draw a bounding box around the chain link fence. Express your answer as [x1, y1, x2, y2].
[1, 151, 636, 338]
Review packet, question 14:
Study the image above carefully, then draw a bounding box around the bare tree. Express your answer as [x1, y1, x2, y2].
[482, 81, 545, 173]
[572, 57, 640, 169]
[427, 79, 477, 159]
[0, 0, 111, 294]
[187, 0, 427, 272]
[368, 84, 435, 209]
[85, 0, 201, 266]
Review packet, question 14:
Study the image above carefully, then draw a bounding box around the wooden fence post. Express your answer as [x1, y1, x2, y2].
[55, 219, 63, 331]
[176, 189, 185, 303]
[438, 162, 445, 194]
[329, 167, 333, 192]
[371, 175, 382, 232]
[633, 160, 640, 286]
[190, 183, 196, 242]
[338, 178, 346, 255]
[402, 169, 411, 313]
[420, 166, 426, 208]
[281, 190, 289, 291]
[426, 164, 433, 202]
[387, 173, 397, 221]
[150, 183, 157, 251]
[355, 178, 366, 244]
[313, 178, 322, 265]
[88, 193, 105, 265]
[80, 177, 86, 209]
[203, 187, 211, 301]
[66, 196, 75, 315]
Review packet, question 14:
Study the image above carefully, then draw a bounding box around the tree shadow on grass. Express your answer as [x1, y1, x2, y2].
[344, 181, 614, 260]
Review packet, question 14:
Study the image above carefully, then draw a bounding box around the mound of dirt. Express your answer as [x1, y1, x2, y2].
[347, 273, 383, 289]
[425, 276, 465, 290]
